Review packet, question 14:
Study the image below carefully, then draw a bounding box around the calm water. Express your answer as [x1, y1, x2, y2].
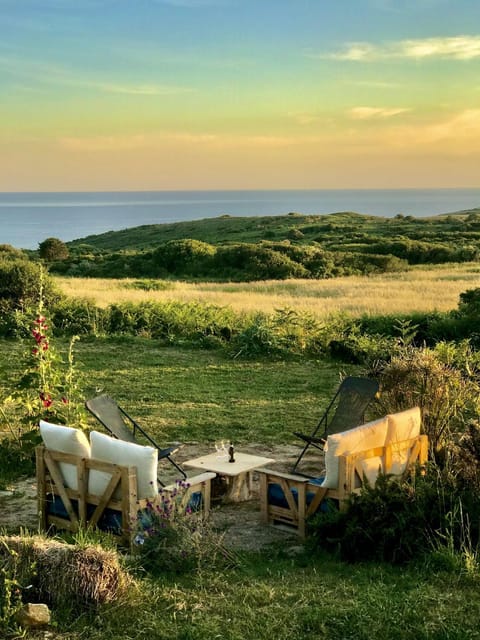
[1, 188, 479, 250]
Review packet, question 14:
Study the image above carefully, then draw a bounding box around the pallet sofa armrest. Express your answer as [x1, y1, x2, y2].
[257, 468, 312, 483]
[162, 472, 216, 516]
[258, 468, 322, 539]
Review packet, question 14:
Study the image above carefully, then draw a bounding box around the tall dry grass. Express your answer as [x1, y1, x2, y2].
[54, 263, 480, 318]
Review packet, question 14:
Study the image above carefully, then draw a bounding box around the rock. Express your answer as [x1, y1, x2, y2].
[15, 603, 51, 627]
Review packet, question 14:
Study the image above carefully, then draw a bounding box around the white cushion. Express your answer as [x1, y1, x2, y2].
[386, 407, 421, 475]
[39, 420, 91, 490]
[321, 416, 389, 489]
[88, 431, 158, 499]
[387, 407, 421, 443]
[360, 456, 384, 486]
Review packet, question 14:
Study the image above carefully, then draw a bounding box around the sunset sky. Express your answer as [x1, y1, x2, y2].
[1, 0, 480, 191]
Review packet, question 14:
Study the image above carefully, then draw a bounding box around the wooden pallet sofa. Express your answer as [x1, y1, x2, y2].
[259, 407, 428, 539]
[37, 421, 215, 546]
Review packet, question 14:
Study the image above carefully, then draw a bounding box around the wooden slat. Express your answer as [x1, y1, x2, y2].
[89, 468, 122, 528]
[36, 447, 47, 531]
[44, 450, 79, 527]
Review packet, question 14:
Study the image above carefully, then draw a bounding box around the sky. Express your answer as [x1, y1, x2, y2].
[1, 0, 480, 191]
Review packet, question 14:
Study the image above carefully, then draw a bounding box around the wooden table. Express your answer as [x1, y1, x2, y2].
[183, 451, 275, 502]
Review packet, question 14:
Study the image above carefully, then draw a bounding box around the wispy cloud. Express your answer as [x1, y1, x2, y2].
[348, 107, 411, 120]
[59, 131, 300, 152]
[288, 111, 322, 126]
[317, 35, 480, 61]
[386, 109, 480, 147]
[0, 54, 194, 95]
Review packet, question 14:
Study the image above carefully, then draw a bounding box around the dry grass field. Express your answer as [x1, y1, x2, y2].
[55, 263, 480, 318]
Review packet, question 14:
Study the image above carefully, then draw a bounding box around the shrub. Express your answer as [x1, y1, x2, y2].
[38, 237, 69, 262]
[371, 346, 480, 459]
[133, 481, 237, 575]
[106, 300, 237, 343]
[51, 297, 107, 336]
[309, 470, 480, 564]
[153, 239, 215, 276]
[232, 308, 324, 358]
[0, 260, 61, 311]
[213, 244, 308, 280]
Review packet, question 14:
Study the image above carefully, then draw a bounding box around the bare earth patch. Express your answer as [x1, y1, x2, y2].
[0, 443, 323, 552]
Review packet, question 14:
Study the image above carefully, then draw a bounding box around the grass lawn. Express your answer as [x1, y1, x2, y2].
[0, 336, 354, 446]
[65, 551, 480, 640]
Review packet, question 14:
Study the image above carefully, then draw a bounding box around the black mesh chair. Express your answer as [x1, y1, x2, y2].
[85, 394, 186, 485]
[291, 376, 379, 475]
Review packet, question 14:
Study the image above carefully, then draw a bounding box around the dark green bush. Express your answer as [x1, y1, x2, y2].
[0, 259, 61, 310]
[309, 471, 480, 564]
[106, 300, 237, 342]
[213, 244, 308, 280]
[153, 239, 215, 276]
[51, 298, 108, 335]
[232, 308, 324, 358]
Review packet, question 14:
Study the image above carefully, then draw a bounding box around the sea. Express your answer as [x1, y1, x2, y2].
[1, 188, 480, 250]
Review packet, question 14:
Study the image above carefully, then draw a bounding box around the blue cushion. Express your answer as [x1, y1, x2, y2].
[47, 494, 123, 535]
[46, 489, 204, 537]
[267, 476, 330, 512]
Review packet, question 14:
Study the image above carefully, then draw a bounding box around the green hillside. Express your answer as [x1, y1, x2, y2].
[67, 209, 480, 253]
[52, 209, 480, 282]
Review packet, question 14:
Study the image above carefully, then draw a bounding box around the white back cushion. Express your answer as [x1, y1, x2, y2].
[321, 416, 389, 489]
[386, 407, 422, 475]
[387, 407, 421, 442]
[88, 431, 158, 499]
[39, 420, 91, 490]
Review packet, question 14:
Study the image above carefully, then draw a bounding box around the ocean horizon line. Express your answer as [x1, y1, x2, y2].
[1, 187, 480, 196]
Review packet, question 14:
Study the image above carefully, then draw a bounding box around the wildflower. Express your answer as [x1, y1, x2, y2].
[61, 396, 68, 404]
[39, 392, 53, 408]
[134, 534, 145, 546]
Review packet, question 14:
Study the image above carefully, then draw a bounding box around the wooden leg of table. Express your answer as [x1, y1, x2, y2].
[225, 472, 250, 502]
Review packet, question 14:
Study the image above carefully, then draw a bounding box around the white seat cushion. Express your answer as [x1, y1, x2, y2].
[321, 416, 389, 489]
[39, 420, 91, 490]
[88, 431, 158, 499]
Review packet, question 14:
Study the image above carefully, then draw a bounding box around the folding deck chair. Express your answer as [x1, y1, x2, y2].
[291, 376, 379, 474]
[85, 394, 186, 485]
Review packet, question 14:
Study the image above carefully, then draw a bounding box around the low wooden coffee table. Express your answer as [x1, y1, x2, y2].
[183, 451, 275, 502]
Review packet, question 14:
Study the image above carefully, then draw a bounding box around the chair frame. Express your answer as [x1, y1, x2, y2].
[260, 434, 428, 539]
[36, 445, 215, 547]
[291, 376, 379, 474]
[85, 395, 186, 485]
